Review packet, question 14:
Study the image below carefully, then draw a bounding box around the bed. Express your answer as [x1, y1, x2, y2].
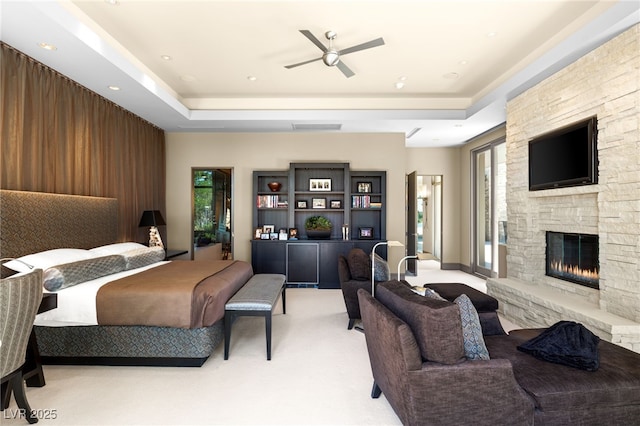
[0, 190, 253, 366]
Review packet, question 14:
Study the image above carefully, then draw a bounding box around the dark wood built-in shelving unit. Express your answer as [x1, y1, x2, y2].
[251, 162, 386, 289]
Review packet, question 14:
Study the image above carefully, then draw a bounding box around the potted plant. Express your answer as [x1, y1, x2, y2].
[305, 216, 332, 239]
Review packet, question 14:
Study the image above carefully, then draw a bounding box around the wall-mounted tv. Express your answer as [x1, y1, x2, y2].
[529, 116, 598, 191]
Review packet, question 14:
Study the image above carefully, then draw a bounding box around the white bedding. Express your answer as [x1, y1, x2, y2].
[34, 261, 169, 327]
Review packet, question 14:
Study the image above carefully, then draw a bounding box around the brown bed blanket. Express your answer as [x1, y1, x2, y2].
[96, 260, 253, 328]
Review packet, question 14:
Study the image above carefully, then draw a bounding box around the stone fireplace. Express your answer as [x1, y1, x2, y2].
[486, 24, 640, 353]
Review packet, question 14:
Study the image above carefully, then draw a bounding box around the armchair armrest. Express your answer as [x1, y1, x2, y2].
[405, 359, 535, 426]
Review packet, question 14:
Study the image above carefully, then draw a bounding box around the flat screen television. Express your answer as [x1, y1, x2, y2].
[528, 116, 598, 191]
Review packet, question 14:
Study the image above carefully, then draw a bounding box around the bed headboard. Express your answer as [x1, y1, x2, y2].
[0, 190, 118, 261]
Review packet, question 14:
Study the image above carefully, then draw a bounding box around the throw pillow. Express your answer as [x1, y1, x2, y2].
[373, 253, 390, 282]
[121, 246, 166, 270]
[454, 294, 490, 360]
[347, 248, 370, 280]
[43, 255, 126, 292]
[377, 280, 465, 364]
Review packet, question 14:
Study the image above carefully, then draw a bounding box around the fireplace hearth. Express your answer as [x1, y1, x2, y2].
[546, 231, 599, 289]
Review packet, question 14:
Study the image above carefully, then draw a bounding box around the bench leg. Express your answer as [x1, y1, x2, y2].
[265, 312, 272, 361]
[224, 311, 234, 360]
[281, 285, 286, 315]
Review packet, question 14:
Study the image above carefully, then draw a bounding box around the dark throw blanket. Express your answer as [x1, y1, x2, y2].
[517, 320, 600, 371]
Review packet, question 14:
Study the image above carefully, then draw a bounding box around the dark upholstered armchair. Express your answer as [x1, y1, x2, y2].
[338, 248, 390, 330]
[338, 255, 372, 329]
[1, 268, 43, 424]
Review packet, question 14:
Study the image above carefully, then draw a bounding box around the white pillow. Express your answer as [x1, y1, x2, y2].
[89, 242, 147, 256]
[3, 248, 96, 273]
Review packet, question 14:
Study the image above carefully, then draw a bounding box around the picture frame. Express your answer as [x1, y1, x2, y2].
[288, 228, 298, 239]
[254, 227, 263, 240]
[357, 182, 372, 193]
[330, 199, 342, 209]
[312, 198, 326, 209]
[297, 200, 308, 209]
[270, 232, 278, 240]
[358, 227, 374, 239]
[263, 224, 275, 234]
[278, 228, 288, 241]
[309, 178, 331, 192]
[260, 232, 270, 240]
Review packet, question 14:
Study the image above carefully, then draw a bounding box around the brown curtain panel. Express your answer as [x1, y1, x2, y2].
[0, 43, 166, 243]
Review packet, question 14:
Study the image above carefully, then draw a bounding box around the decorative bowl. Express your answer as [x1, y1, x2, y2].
[267, 181, 282, 192]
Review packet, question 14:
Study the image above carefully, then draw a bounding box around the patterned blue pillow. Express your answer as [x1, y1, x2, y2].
[121, 246, 165, 270]
[43, 255, 126, 291]
[455, 293, 490, 360]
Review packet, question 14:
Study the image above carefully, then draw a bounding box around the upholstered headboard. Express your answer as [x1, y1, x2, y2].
[0, 190, 118, 261]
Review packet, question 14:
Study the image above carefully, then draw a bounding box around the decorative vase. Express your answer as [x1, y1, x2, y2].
[267, 181, 282, 192]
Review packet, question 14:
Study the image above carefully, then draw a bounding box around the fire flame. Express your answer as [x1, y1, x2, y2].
[550, 260, 599, 282]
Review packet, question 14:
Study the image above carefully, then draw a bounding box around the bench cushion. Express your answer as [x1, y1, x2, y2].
[225, 274, 285, 311]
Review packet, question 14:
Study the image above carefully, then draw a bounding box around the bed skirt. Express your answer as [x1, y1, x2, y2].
[34, 322, 224, 367]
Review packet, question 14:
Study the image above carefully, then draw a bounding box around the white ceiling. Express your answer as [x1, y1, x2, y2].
[1, 1, 638, 147]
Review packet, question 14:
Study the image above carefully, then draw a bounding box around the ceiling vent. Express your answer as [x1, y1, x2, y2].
[292, 123, 342, 131]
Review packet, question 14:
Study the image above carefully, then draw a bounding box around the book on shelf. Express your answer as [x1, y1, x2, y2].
[257, 195, 288, 208]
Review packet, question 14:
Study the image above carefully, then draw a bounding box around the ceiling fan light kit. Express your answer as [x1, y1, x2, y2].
[285, 30, 385, 78]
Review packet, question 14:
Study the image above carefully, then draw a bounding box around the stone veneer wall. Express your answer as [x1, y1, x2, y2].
[487, 24, 640, 352]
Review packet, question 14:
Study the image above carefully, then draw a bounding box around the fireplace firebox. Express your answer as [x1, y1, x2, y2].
[546, 231, 599, 289]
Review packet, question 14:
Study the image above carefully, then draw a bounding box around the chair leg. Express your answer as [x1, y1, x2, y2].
[10, 374, 37, 423]
[371, 381, 382, 398]
[348, 318, 356, 330]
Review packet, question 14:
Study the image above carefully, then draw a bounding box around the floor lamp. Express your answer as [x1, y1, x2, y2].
[397, 255, 419, 281]
[371, 240, 404, 296]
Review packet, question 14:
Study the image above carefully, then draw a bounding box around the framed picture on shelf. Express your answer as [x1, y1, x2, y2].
[330, 200, 342, 209]
[254, 227, 263, 240]
[312, 198, 326, 209]
[288, 228, 298, 239]
[358, 227, 374, 239]
[297, 200, 308, 209]
[309, 178, 331, 191]
[278, 228, 288, 240]
[260, 232, 270, 240]
[263, 224, 275, 234]
[357, 182, 372, 193]
[270, 232, 278, 240]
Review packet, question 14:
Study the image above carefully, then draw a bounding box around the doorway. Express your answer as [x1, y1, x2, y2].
[192, 168, 233, 261]
[472, 140, 506, 277]
[407, 172, 443, 275]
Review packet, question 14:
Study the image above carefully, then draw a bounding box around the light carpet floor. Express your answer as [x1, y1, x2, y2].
[4, 262, 518, 425]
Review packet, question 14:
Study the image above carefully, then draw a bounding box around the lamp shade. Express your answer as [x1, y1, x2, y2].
[138, 210, 166, 227]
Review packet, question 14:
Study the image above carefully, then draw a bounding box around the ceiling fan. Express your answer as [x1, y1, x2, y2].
[285, 30, 385, 78]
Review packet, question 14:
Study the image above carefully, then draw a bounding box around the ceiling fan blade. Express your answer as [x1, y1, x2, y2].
[284, 57, 322, 69]
[338, 37, 385, 56]
[336, 61, 355, 78]
[299, 30, 328, 52]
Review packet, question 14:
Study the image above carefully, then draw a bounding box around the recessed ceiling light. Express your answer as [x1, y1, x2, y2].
[104, 0, 119, 5]
[395, 82, 405, 89]
[486, 32, 497, 38]
[108, 85, 120, 91]
[443, 72, 460, 80]
[398, 76, 407, 81]
[38, 42, 57, 51]
[459, 60, 468, 65]
[180, 75, 196, 82]
[160, 55, 172, 61]
[247, 76, 257, 81]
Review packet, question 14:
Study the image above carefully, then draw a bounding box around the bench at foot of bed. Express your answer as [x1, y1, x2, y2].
[224, 274, 287, 361]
